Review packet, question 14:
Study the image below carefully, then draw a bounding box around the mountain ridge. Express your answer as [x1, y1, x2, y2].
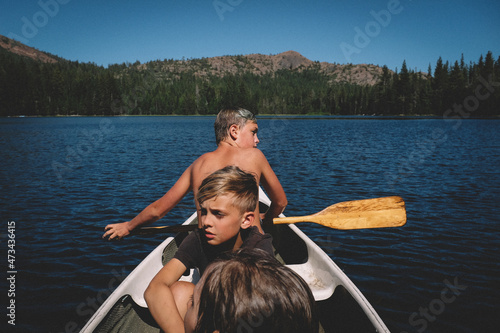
[137, 49, 386, 86]
[0, 34, 386, 86]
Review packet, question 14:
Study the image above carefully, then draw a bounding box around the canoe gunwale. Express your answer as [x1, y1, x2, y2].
[80, 189, 390, 333]
[80, 211, 198, 332]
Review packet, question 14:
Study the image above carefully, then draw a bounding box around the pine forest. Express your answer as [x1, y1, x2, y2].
[1, 45, 499, 118]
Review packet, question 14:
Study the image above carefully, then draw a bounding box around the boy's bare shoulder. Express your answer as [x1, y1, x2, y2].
[190, 147, 267, 173]
[191, 150, 216, 167]
[251, 148, 269, 162]
[197, 150, 217, 160]
[230, 147, 268, 164]
[242, 147, 266, 157]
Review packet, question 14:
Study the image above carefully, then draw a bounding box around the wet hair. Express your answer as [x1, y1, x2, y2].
[196, 166, 258, 215]
[214, 107, 257, 145]
[194, 248, 318, 333]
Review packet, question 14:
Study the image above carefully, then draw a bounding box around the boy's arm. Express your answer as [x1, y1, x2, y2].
[144, 258, 188, 333]
[258, 153, 288, 227]
[103, 165, 193, 240]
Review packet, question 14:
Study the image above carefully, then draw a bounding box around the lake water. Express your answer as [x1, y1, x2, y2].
[1, 116, 499, 333]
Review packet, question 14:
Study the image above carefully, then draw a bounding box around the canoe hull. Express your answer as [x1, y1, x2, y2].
[81, 190, 389, 332]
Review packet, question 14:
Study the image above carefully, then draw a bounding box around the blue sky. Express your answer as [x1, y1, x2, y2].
[1, 0, 499, 72]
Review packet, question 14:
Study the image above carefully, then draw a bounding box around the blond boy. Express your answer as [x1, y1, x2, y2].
[144, 166, 274, 333]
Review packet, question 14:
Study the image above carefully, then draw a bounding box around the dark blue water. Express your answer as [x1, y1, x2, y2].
[1, 116, 499, 333]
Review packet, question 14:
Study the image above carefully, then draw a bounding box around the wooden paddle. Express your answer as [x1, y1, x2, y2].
[131, 196, 406, 235]
[273, 196, 406, 230]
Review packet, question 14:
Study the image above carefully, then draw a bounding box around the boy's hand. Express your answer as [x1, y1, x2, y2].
[103, 222, 131, 240]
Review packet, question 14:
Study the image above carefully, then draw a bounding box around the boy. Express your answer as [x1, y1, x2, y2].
[144, 166, 274, 333]
[103, 107, 287, 239]
[184, 248, 318, 333]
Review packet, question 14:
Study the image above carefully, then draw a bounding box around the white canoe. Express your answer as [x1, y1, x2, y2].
[81, 189, 390, 332]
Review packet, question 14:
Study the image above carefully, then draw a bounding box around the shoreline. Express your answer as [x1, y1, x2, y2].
[4, 114, 500, 119]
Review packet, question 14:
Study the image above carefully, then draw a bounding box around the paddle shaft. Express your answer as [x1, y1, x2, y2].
[131, 224, 197, 235]
[132, 196, 406, 235]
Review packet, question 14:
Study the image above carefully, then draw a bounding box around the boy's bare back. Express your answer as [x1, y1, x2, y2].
[103, 108, 286, 240]
[189, 143, 282, 232]
[191, 143, 266, 197]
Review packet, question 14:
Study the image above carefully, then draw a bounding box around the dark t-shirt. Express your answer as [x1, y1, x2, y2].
[174, 226, 273, 275]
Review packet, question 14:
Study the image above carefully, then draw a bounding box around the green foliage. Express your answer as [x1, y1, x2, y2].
[0, 49, 498, 117]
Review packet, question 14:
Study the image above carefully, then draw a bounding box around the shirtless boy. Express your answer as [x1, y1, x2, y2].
[103, 107, 287, 239]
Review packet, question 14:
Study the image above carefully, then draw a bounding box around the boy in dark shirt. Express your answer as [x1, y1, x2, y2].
[144, 166, 273, 333]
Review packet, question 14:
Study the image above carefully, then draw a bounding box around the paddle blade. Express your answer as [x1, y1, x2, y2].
[273, 196, 406, 230]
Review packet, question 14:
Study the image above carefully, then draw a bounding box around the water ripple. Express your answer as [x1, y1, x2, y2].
[2, 117, 499, 333]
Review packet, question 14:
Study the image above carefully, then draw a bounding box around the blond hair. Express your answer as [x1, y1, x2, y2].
[214, 107, 256, 145]
[196, 166, 258, 214]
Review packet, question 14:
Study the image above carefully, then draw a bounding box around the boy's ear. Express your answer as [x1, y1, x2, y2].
[229, 124, 239, 140]
[240, 212, 255, 229]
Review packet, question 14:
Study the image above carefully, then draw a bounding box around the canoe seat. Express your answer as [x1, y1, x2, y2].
[286, 262, 337, 301]
[278, 224, 339, 302]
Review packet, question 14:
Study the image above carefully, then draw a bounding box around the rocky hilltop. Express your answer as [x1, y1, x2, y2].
[140, 50, 385, 86]
[1, 34, 386, 86]
[0, 35, 58, 64]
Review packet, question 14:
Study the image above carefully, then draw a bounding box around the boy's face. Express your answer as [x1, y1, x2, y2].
[184, 274, 202, 333]
[235, 121, 259, 148]
[199, 195, 250, 246]
[183, 263, 217, 333]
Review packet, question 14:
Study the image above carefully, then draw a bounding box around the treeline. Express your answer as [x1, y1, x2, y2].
[1, 48, 499, 117]
[373, 52, 500, 117]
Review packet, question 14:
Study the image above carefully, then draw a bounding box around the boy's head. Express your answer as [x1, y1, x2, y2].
[214, 107, 259, 147]
[184, 248, 318, 333]
[196, 165, 258, 215]
[196, 166, 258, 246]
